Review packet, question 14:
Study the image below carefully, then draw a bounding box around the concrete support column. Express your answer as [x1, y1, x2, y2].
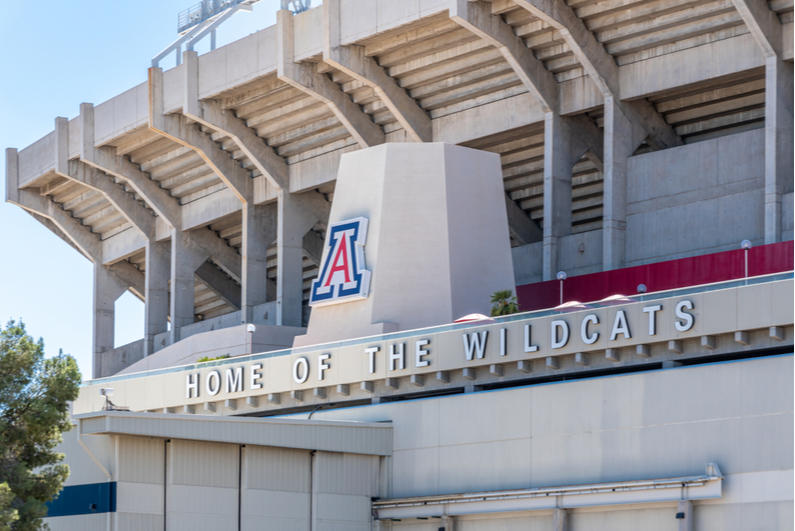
[93, 264, 128, 379]
[543, 112, 585, 281]
[144, 239, 170, 356]
[441, 515, 455, 531]
[170, 231, 209, 344]
[764, 56, 794, 244]
[242, 204, 277, 323]
[677, 500, 693, 531]
[553, 508, 568, 531]
[278, 193, 320, 326]
[602, 96, 634, 271]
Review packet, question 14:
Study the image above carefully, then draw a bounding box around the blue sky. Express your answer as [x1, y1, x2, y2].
[0, 0, 294, 379]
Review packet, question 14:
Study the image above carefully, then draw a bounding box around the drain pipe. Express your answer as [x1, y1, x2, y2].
[310, 450, 317, 531]
[77, 418, 112, 531]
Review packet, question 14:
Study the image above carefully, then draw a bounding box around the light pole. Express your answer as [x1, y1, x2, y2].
[741, 240, 752, 283]
[557, 271, 567, 306]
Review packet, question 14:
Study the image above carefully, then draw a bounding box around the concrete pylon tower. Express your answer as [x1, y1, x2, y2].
[294, 143, 516, 347]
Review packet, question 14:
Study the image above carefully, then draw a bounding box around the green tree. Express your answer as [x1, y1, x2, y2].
[0, 321, 81, 531]
[490, 290, 519, 317]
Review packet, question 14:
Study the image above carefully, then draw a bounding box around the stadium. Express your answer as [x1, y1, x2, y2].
[4, 0, 794, 529]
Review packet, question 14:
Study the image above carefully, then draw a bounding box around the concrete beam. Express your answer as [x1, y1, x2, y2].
[144, 239, 169, 356]
[512, 0, 617, 95]
[109, 260, 146, 300]
[602, 96, 634, 270]
[81, 103, 247, 349]
[184, 52, 318, 324]
[505, 194, 542, 245]
[242, 203, 277, 322]
[12, 189, 102, 264]
[23, 210, 82, 256]
[302, 229, 324, 266]
[324, 0, 431, 142]
[731, 0, 783, 57]
[93, 263, 129, 379]
[764, 56, 794, 243]
[511, 0, 682, 150]
[79, 104, 183, 228]
[189, 227, 243, 281]
[277, 9, 385, 149]
[149, 67, 252, 203]
[183, 50, 289, 192]
[543, 112, 589, 279]
[195, 261, 241, 311]
[65, 159, 155, 238]
[170, 230, 212, 343]
[450, 0, 559, 113]
[277, 193, 326, 326]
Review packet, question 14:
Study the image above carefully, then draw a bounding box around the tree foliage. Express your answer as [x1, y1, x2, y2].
[0, 321, 81, 531]
[196, 354, 230, 363]
[490, 290, 519, 317]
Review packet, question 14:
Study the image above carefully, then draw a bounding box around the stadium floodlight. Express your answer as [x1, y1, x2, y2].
[281, 0, 312, 15]
[153, 0, 310, 68]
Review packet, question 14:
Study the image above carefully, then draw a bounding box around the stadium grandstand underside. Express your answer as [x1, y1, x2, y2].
[5, 0, 793, 529]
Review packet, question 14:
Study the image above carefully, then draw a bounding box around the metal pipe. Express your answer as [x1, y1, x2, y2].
[310, 450, 317, 531]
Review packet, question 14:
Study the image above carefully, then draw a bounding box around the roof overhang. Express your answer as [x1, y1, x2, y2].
[75, 410, 392, 456]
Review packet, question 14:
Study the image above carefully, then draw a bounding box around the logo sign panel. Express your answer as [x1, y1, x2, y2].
[309, 217, 371, 307]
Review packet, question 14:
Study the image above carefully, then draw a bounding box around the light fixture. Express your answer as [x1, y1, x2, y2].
[556, 271, 567, 306]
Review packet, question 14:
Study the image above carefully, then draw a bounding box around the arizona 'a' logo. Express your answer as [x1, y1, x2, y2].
[309, 217, 371, 307]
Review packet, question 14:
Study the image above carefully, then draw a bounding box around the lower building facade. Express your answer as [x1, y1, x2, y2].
[49, 271, 794, 530]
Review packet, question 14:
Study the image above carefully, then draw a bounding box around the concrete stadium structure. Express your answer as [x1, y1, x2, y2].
[5, 0, 794, 529]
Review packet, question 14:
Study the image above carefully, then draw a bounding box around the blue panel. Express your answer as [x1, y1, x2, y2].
[46, 482, 116, 517]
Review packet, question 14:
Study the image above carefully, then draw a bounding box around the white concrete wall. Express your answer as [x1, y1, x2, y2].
[314, 355, 794, 529]
[339, 0, 449, 46]
[620, 33, 764, 100]
[626, 129, 766, 266]
[513, 230, 603, 286]
[100, 339, 144, 377]
[120, 321, 304, 375]
[94, 83, 149, 147]
[783, 192, 794, 242]
[299, 143, 514, 346]
[17, 132, 55, 188]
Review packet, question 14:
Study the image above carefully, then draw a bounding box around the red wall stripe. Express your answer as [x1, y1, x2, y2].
[516, 241, 794, 312]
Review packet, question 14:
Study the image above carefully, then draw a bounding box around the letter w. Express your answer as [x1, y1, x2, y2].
[463, 331, 489, 361]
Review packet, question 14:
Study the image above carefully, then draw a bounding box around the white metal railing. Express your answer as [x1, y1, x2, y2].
[374, 463, 724, 519]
